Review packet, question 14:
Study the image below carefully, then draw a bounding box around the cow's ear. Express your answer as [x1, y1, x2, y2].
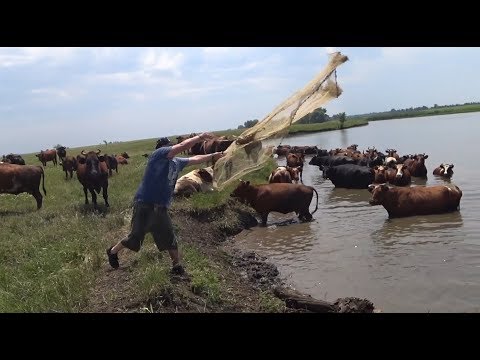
[424, 155, 428, 159]
[246, 181, 250, 186]
[367, 184, 376, 193]
[450, 164, 454, 168]
[98, 155, 105, 162]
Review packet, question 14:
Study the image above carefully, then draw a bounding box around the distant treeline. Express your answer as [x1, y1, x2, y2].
[235, 101, 480, 132]
[237, 108, 346, 129]
[348, 101, 480, 121]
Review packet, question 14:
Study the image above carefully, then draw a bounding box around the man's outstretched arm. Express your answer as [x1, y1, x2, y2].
[187, 152, 225, 165]
[167, 132, 215, 159]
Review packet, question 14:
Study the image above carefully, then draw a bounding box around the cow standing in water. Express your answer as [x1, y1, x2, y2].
[367, 183, 462, 218]
[268, 166, 301, 184]
[0, 164, 47, 209]
[230, 180, 319, 225]
[403, 153, 428, 177]
[286, 153, 305, 182]
[76, 149, 109, 209]
[433, 163, 454, 178]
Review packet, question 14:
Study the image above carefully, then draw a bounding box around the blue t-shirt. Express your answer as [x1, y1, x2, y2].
[134, 146, 189, 207]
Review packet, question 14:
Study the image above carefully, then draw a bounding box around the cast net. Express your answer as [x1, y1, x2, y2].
[213, 51, 349, 190]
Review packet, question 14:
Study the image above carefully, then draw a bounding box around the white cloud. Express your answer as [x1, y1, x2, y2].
[31, 88, 71, 98]
[140, 49, 185, 76]
[202, 47, 231, 55]
[91, 47, 123, 61]
[30, 87, 86, 104]
[0, 47, 78, 67]
[202, 47, 252, 60]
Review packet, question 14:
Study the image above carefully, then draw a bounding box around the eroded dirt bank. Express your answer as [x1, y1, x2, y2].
[86, 200, 377, 313]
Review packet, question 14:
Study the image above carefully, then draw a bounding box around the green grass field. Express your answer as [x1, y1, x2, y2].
[0, 138, 276, 312]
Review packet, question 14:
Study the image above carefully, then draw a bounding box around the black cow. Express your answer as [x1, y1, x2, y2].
[309, 155, 356, 168]
[323, 164, 375, 189]
[76, 150, 109, 209]
[1, 154, 26, 165]
[155, 137, 172, 149]
[56, 146, 67, 163]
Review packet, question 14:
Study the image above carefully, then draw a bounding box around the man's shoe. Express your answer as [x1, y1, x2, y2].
[107, 247, 119, 269]
[171, 264, 185, 275]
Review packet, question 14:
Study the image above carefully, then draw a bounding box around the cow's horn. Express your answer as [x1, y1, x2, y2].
[96, 149, 101, 155]
[81, 150, 86, 155]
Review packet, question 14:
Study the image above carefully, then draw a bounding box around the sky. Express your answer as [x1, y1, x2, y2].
[1, 47, 479, 155]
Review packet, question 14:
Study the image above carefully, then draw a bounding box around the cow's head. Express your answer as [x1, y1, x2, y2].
[81, 149, 102, 176]
[440, 163, 454, 176]
[395, 164, 407, 178]
[368, 183, 390, 205]
[286, 166, 301, 183]
[230, 180, 253, 200]
[197, 167, 214, 183]
[415, 153, 428, 163]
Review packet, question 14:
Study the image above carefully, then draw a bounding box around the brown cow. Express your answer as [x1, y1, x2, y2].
[0, 164, 46, 209]
[367, 183, 462, 218]
[105, 155, 118, 176]
[286, 153, 305, 182]
[433, 163, 454, 178]
[36, 149, 58, 167]
[268, 166, 301, 184]
[120, 152, 130, 159]
[174, 167, 214, 197]
[275, 145, 291, 156]
[403, 153, 428, 177]
[373, 165, 388, 184]
[62, 155, 77, 180]
[76, 149, 109, 209]
[385, 164, 411, 186]
[115, 155, 128, 165]
[230, 180, 319, 225]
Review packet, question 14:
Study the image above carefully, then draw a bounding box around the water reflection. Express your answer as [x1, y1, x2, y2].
[325, 187, 372, 205]
[411, 177, 428, 186]
[432, 175, 452, 184]
[371, 211, 464, 243]
[236, 114, 480, 312]
[236, 221, 315, 256]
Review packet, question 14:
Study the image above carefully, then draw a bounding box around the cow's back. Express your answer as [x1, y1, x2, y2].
[254, 183, 313, 214]
[390, 185, 462, 216]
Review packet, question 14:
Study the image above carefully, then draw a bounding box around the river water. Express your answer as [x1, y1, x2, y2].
[233, 112, 480, 312]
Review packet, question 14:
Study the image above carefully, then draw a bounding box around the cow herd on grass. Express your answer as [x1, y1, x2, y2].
[0, 138, 462, 225]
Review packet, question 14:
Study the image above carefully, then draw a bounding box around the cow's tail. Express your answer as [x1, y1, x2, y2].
[40, 166, 47, 196]
[311, 187, 319, 214]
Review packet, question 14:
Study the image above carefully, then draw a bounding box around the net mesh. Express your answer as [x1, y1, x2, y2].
[213, 51, 349, 190]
